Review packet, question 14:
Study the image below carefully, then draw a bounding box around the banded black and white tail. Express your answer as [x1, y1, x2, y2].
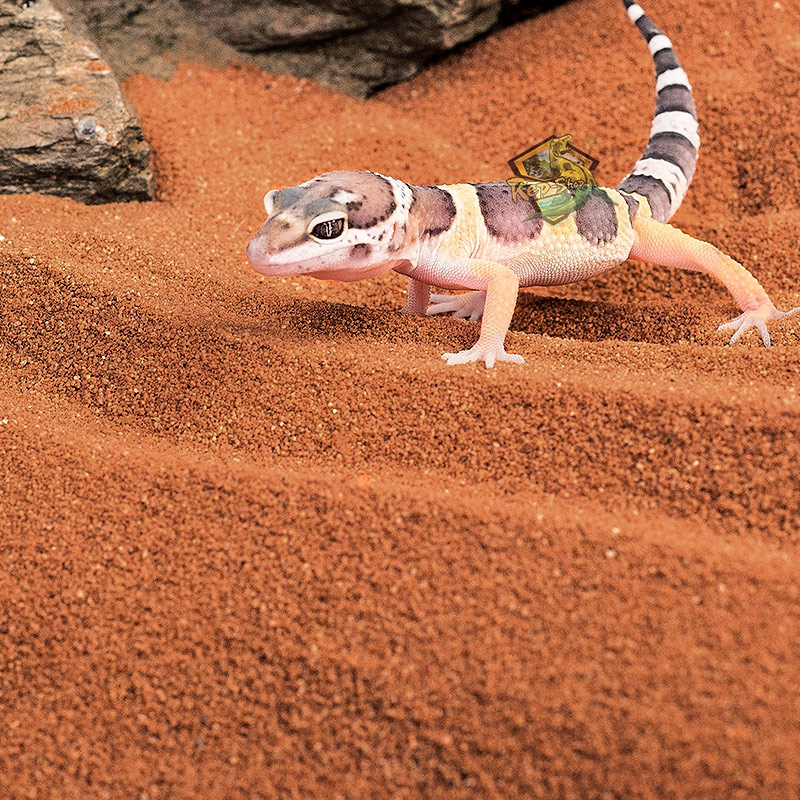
[617, 0, 699, 223]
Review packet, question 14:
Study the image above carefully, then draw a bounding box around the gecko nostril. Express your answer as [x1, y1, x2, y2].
[246, 238, 267, 263]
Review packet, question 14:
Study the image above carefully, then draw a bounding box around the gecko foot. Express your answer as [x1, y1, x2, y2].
[717, 304, 800, 347]
[427, 291, 486, 322]
[442, 343, 525, 368]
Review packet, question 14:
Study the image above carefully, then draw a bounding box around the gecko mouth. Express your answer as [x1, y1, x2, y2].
[245, 240, 307, 275]
[246, 240, 349, 277]
[246, 239, 394, 282]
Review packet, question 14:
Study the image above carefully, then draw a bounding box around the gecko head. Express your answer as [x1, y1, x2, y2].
[246, 171, 408, 281]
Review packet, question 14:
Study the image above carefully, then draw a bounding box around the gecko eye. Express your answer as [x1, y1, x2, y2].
[311, 218, 344, 239]
[308, 212, 347, 241]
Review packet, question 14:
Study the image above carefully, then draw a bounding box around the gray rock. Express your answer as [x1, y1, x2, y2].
[77, 0, 242, 83]
[0, 0, 155, 204]
[212, 0, 503, 96]
[73, 0, 553, 97]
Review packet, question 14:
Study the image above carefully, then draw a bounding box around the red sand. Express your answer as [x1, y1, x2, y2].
[2, 0, 800, 796]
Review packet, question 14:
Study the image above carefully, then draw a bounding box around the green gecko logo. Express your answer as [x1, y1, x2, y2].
[507, 134, 599, 224]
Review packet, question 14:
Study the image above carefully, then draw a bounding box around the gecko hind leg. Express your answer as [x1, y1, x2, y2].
[630, 216, 800, 347]
[427, 291, 486, 322]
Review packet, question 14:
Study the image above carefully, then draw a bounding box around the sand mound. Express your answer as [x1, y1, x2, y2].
[2, 0, 800, 796]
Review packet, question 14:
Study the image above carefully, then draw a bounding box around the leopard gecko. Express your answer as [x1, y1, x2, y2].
[246, 0, 798, 367]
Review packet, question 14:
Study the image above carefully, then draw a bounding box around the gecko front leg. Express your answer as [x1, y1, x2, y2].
[400, 276, 432, 315]
[436, 259, 524, 367]
[630, 216, 800, 346]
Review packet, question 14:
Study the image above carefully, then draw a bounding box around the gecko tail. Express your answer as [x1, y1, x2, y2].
[616, 0, 699, 223]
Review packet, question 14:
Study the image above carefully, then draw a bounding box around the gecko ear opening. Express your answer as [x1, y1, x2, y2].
[264, 190, 279, 216]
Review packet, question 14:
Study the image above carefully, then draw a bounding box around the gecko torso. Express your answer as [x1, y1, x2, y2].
[246, 0, 798, 367]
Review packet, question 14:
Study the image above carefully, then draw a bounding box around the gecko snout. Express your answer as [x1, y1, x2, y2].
[246, 235, 274, 271]
[246, 236, 262, 263]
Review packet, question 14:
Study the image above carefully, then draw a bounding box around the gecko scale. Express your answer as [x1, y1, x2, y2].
[246, 0, 798, 367]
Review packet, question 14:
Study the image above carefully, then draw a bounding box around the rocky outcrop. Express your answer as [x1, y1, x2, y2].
[188, 0, 505, 96]
[75, 0, 552, 97]
[0, 0, 154, 204]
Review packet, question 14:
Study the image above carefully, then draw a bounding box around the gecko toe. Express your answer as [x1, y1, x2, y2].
[718, 314, 744, 332]
[427, 301, 460, 316]
[427, 291, 486, 321]
[727, 324, 747, 345]
[442, 350, 474, 366]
